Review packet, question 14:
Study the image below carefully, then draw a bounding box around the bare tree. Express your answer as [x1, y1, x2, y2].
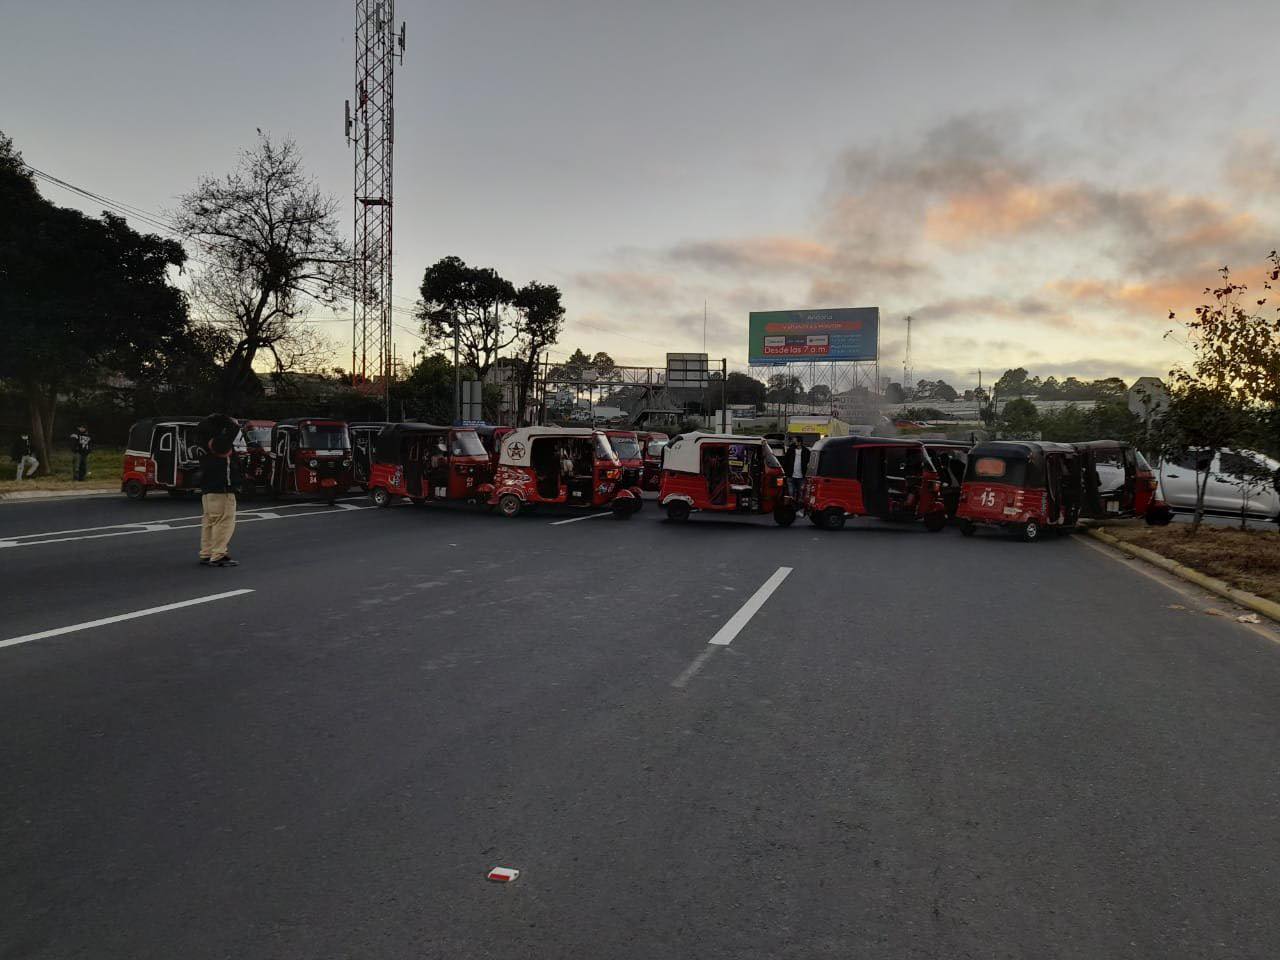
[176, 134, 349, 406]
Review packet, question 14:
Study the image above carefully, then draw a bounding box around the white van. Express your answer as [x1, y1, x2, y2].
[1158, 449, 1279, 521]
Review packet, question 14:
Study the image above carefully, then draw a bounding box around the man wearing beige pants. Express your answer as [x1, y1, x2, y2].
[198, 443, 241, 567]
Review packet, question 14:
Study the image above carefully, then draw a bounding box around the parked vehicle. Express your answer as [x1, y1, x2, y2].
[922, 439, 972, 518]
[269, 418, 354, 503]
[474, 425, 514, 470]
[605, 430, 645, 489]
[237, 418, 275, 497]
[489, 426, 640, 518]
[804, 436, 948, 531]
[1157, 447, 1280, 522]
[956, 440, 1082, 540]
[786, 415, 851, 446]
[658, 432, 795, 525]
[348, 421, 392, 489]
[1074, 440, 1171, 525]
[638, 431, 669, 491]
[121, 416, 205, 499]
[367, 423, 494, 508]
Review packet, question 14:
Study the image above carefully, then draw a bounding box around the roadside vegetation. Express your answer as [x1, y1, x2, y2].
[1104, 524, 1280, 605]
[0, 447, 123, 494]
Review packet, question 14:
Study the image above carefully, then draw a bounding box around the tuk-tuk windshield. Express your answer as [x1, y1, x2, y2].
[594, 434, 618, 462]
[611, 437, 641, 460]
[300, 424, 350, 451]
[451, 430, 486, 457]
[969, 455, 1027, 485]
[646, 439, 667, 457]
[242, 426, 272, 448]
[762, 443, 781, 469]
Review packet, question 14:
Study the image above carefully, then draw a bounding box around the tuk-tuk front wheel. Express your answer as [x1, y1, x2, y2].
[611, 502, 632, 520]
[959, 519, 976, 537]
[370, 487, 392, 508]
[774, 504, 797, 527]
[820, 508, 845, 531]
[665, 500, 691, 522]
[124, 479, 146, 500]
[498, 493, 523, 518]
[1018, 519, 1040, 542]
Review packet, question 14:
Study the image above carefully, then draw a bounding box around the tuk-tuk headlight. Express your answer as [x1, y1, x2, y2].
[342, 459, 351, 468]
[309, 458, 318, 468]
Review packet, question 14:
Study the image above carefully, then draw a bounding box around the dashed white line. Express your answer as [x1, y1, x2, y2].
[549, 512, 612, 525]
[671, 565, 793, 688]
[0, 589, 255, 650]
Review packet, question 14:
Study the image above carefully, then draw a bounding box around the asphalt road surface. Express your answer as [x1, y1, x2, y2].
[4, 492, 1280, 959]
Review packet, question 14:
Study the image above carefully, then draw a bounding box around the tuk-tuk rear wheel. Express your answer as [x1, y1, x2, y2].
[960, 520, 976, 537]
[820, 508, 845, 531]
[665, 500, 691, 522]
[124, 479, 146, 500]
[371, 487, 391, 508]
[498, 493, 523, 518]
[923, 511, 947, 533]
[1019, 519, 1040, 542]
[774, 505, 797, 527]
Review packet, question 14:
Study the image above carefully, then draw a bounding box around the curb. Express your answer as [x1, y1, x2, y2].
[0, 487, 116, 502]
[1086, 527, 1280, 624]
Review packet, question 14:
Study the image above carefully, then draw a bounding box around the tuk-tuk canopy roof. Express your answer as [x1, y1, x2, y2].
[970, 440, 1076, 461]
[497, 426, 606, 466]
[662, 432, 771, 474]
[372, 422, 455, 463]
[272, 417, 348, 429]
[126, 416, 202, 452]
[811, 435, 927, 453]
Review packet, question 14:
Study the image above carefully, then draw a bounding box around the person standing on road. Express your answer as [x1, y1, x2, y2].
[69, 424, 92, 481]
[783, 437, 809, 501]
[198, 431, 242, 567]
[10, 434, 39, 480]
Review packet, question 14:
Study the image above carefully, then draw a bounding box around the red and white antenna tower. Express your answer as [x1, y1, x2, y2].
[345, 0, 405, 415]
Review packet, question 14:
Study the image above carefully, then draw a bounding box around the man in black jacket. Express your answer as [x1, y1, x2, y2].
[198, 435, 242, 567]
[10, 434, 38, 480]
[782, 437, 810, 501]
[69, 425, 92, 481]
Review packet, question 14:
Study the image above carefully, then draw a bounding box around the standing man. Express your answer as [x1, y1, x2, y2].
[10, 434, 39, 480]
[198, 428, 241, 567]
[69, 424, 92, 481]
[783, 436, 809, 501]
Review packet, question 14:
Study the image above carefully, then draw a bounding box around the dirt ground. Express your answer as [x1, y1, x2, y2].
[0, 447, 122, 494]
[1104, 523, 1280, 605]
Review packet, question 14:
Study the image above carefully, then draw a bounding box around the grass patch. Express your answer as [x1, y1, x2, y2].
[1105, 523, 1280, 605]
[1, 447, 123, 494]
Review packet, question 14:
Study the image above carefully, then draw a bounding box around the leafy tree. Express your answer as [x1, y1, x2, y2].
[994, 367, 1030, 397]
[934, 380, 958, 402]
[176, 134, 348, 407]
[590, 351, 617, 379]
[550, 348, 593, 382]
[511, 281, 565, 424]
[396, 352, 458, 423]
[1151, 382, 1243, 532]
[417, 256, 517, 379]
[766, 373, 803, 404]
[723, 372, 767, 408]
[1039, 376, 1062, 399]
[884, 382, 908, 404]
[999, 397, 1039, 438]
[1, 132, 190, 469]
[807, 383, 832, 405]
[1089, 377, 1128, 400]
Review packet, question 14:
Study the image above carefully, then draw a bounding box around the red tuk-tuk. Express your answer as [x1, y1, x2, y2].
[348, 421, 392, 489]
[367, 423, 494, 508]
[237, 418, 275, 497]
[922, 439, 972, 519]
[269, 418, 354, 503]
[605, 429, 645, 490]
[957, 440, 1082, 540]
[489, 426, 640, 518]
[1074, 440, 1171, 525]
[121, 416, 205, 498]
[658, 432, 796, 525]
[638, 431, 669, 491]
[803, 436, 949, 531]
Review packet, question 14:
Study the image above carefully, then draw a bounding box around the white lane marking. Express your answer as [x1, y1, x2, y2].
[671, 646, 719, 689]
[708, 566, 792, 645]
[0, 589, 255, 650]
[671, 566, 793, 688]
[549, 512, 612, 525]
[0, 505, 372, 549]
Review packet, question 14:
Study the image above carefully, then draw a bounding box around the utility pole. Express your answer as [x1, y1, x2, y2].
[902, 314, 913, 391]
[346, 0, 405, 421]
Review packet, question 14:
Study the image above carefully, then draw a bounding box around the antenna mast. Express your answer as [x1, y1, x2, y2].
[347, 0, 405, 418]
[902, 314, 913, 390]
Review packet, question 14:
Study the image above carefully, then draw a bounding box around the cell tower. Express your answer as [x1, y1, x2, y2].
[902, 314, 913, 390]
[345, 0, 405, 413]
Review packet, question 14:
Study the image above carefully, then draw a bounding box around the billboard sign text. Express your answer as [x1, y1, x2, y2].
[748, 307, 879, 364]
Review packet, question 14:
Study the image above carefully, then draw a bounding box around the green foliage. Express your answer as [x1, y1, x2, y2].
[998, 397, 1039, 438]
[765, 373, 803, 403]
[418, 256, 517, 378]
[724, 372, 766, 408]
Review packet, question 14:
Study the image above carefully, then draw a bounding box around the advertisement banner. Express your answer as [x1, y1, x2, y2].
[748, 307, 879, 363]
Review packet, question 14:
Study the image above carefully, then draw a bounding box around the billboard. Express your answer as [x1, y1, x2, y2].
[666, 352, 709, 388]
[748, 307, 879, 364]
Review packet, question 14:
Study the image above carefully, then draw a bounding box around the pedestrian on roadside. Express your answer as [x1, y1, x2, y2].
[69, 424, 92, 481]
[198, 425, 242, 568]
[10, 434, 39, 480]
[782, 436, 809, 502]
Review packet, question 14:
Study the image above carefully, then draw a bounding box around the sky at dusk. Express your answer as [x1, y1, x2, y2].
[4, 0, 1280, 388]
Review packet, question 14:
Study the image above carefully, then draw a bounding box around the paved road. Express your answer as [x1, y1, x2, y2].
[3, 493, 1280, 958]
